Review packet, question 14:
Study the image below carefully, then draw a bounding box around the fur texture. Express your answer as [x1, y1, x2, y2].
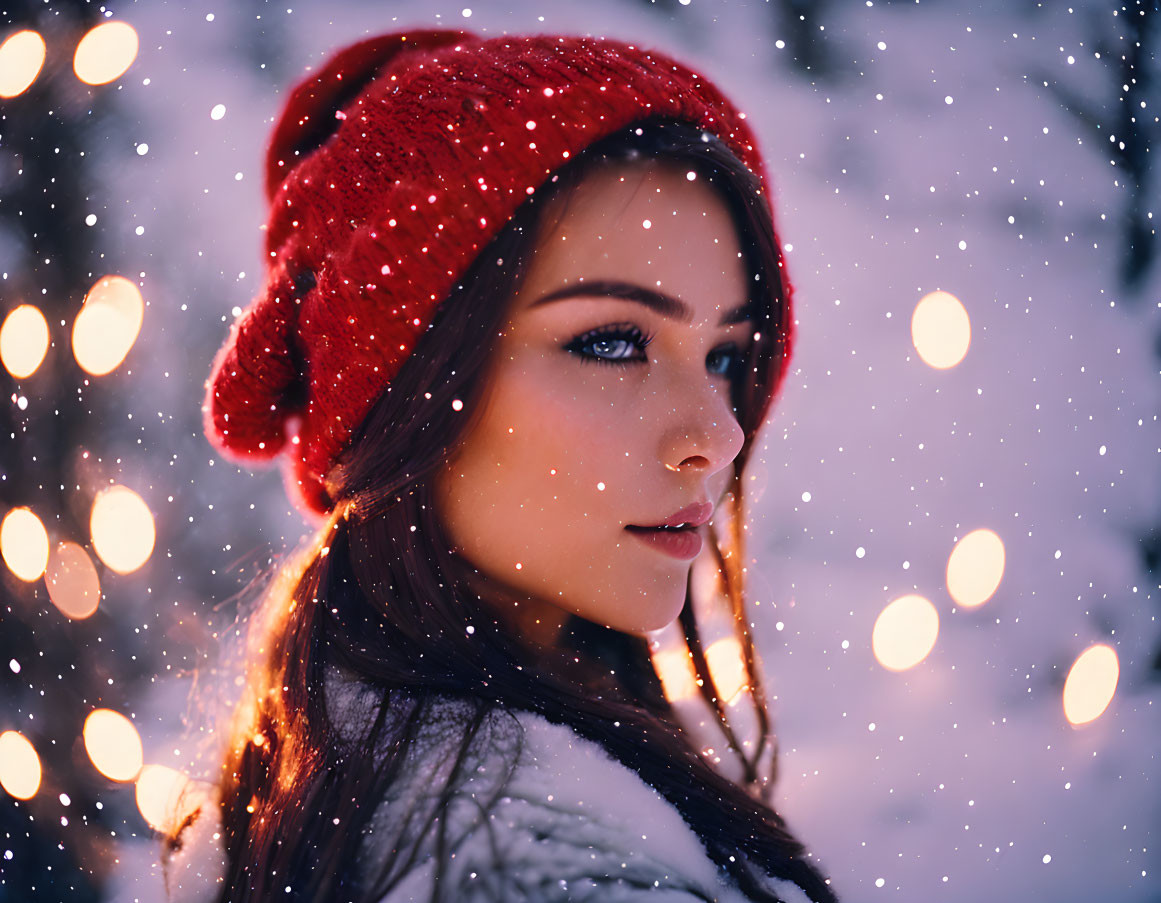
[164, 667, 815, 903]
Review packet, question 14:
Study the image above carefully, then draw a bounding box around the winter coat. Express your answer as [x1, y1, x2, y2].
[164, 665, 816, 903]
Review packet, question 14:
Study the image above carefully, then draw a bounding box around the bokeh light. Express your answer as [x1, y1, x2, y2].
[83, 709, 143, 782]
[0, 30, 46, 99]
[911, 290, 971, 369]
[0, 731, 42, 800]
[872, 594, 940, 672]
[1063, 643, 1119, 726]
[73, 21, 138, 86]
[946, 528, 1006, 608]
[45, 541, 101, 620]
[0, 304, 50, 379]
[135, 764, 209, 834]
[90, 485, 155, 575]
[705, 636, 748, 705]
[651, 644, 700, 703]
[72, 275, 145, 376]
[1, 506, 50, 582]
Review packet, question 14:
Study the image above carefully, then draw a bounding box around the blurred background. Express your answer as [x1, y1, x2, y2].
[0, 0, 1157, 901]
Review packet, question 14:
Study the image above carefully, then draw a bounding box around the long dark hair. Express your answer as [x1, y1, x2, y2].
[172, 117, 837, 903]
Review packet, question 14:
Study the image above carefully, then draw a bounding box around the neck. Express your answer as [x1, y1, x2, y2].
[463, 567, 568, 648]
[508, 595, 568, 647]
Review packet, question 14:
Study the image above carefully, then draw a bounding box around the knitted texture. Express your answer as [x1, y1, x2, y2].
[203, 29, 791, 519]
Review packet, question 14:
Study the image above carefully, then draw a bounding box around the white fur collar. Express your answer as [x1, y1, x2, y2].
[163, 671, 815, 903]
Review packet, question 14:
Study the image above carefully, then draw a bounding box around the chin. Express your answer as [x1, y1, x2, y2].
[630, 613, 682, 635]
[610, 592, 687, 635]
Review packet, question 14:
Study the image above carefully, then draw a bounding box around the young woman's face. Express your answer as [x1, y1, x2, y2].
[434, 161, 754, 636]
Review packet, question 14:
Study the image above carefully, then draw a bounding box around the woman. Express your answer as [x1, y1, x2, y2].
[165, 29, 839, 903]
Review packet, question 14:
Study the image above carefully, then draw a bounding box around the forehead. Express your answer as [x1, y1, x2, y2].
[511, 161, 751, 324]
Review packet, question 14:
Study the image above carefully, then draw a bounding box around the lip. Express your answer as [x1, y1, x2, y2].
[624, 525, 703, 561]
[630, 501, 714, 530]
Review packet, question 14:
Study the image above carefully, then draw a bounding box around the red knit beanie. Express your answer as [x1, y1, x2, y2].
[203, 29, 792, 520]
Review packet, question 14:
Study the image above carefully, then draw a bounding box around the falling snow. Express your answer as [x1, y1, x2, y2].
[0, 2, 1156, 903]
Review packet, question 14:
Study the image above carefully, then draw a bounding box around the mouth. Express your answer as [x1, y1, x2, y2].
[624, 523, 703, 561]
[624, 522, 699, 534]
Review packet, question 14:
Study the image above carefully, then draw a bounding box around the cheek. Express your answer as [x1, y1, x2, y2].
[436, 351, 692, 633]
[439, 353, 633, 546]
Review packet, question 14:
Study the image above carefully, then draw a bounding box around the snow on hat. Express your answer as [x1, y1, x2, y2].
[203, 29, 789, 519]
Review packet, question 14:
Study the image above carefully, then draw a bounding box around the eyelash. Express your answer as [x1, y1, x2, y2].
[564, 322, 746, 378]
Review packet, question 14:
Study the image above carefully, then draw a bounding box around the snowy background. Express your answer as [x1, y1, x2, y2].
[1, 1, 1157, 901]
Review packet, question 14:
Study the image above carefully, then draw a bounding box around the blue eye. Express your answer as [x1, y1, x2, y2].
[565, 324, 748, 381]
[564, 323, 653, 366]
[707, 346, 744, 378]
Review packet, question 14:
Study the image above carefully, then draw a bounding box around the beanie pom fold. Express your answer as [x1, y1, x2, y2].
[203, 260, 304, 461]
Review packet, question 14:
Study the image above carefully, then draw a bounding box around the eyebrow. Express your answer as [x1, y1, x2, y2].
[527, 280, 754, 326]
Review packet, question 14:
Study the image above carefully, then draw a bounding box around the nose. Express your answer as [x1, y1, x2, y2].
[660, 371, 746, 477]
